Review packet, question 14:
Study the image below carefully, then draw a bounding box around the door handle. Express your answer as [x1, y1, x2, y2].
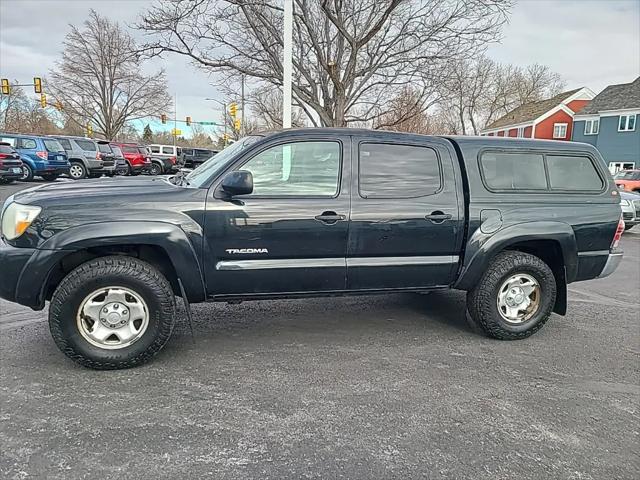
[425, 211, 452, 223]
[315, 211, 346, 224]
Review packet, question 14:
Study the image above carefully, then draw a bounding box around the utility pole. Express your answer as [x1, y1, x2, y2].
[173, 93, 177, 147]
[240, 74, 245, 137]
[282, 0, 293, 128]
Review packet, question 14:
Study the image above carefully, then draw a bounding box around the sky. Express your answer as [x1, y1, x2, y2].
[1, 0, 639, 137]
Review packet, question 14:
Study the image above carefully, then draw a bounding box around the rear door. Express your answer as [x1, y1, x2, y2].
[347, 136, 463, 290]
[203, 135, 351, 296]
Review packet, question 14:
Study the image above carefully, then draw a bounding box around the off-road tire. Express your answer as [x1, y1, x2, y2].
[49, 256, 176, 370]
[149, 162, 163, 176]
[466, 251, 556, 340]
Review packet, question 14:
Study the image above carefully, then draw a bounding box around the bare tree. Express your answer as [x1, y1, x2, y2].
[438, 56, 566, 134]
[138, 0, 512, 127]
[49, 10, 171, 140]
[0, 83, 61, 134]
[251, 85, 306, 129]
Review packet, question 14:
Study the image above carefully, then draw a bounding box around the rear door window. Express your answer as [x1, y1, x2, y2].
[0, 144, 16, 154]
[161, 146, 174, 155]
[359, 143, 442, 198]
[1, 137, 16, 147]
[480, 152, 547, 190]
[122, 146, 138, 154]
[150, 145, 161, 153]
[111, 145, 124, 157]
[547, 155, 603, 191]
[76, 140, 96, 151]
[17, 138, 37, 149]
[57, 139, 72, 150]
[97, 143, 112, 153]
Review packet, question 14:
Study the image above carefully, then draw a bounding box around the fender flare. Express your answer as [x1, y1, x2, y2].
[455, 221, 578, 291]
[18, 221, 206, 306]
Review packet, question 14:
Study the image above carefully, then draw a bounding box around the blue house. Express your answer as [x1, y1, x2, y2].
[572, 77, 640, 173]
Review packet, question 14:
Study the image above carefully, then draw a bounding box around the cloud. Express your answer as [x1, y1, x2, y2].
[1, 0, 639, 136]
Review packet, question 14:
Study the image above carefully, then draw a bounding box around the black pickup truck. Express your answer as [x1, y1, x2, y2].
[0, 129, 624, 369]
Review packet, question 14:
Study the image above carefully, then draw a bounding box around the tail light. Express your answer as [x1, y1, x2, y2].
[612, 215, 625, 250]
[36, 151, 47, 160]
[0, 153, 7, 159]
[96, 152, 101, 160]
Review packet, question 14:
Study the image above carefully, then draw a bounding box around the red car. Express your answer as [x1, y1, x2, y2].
[614, 169, 640, 193]
[110, 143, 152, 175]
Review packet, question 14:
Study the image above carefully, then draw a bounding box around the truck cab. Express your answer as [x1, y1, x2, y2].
[0, 129, 624, 370]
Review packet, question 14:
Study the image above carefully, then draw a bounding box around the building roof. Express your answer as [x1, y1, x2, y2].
[484, 89, 581, 130]
[577, 77, 640, 115]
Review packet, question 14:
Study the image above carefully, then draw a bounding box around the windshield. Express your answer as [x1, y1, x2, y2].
[43, 139, 65, 152]
[185, 136, 263, 187]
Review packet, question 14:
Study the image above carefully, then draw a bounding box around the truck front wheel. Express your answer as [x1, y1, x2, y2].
[467, 251, 556, 340]
[49, 256, 176, 369]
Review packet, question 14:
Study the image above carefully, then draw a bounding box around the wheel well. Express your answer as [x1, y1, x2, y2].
[44, 244, 180, 301]
[506, 239, 567, 315]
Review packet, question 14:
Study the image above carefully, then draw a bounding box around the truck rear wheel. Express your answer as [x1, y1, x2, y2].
[49, 256, 176, 370]
[467, 251, 556, 340]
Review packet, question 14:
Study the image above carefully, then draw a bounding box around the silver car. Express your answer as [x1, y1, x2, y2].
[53, 136, 116, 179]
[620, 190, 640, 231]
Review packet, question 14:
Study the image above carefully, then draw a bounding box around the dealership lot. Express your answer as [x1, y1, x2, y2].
[1, 180, 638, 479]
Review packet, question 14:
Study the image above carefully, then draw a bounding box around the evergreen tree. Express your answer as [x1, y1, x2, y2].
[142, 124, 153, 143]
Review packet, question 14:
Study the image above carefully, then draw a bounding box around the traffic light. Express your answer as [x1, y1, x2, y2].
[86, 123, 93, 137]
[229, 103, 237, 118]
[234, 118, 241, 131]
[40, 93, 47, 108]
[186, 116, 192, 126]
[223, 133, 229, 143]
[1, 79, 9, 95]
[34, 77, 42, 94]
[55, 100, 63, 111]
[161, 114, 167, 124]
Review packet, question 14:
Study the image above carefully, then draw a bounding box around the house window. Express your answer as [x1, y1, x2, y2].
[584, 119, 600, 135]
[517, 127, 525, 138]
[553, 123, 568, 139]
[619, 114, 636, 132]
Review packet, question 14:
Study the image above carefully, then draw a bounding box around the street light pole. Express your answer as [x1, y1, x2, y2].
[282, 0, 293, 128]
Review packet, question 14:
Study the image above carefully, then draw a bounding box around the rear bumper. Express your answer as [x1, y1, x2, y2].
[0, 167, 24, 179]
[597, 253, 623, 279]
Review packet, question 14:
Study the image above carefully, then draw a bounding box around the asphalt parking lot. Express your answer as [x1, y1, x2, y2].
[1, 179, 639, 479]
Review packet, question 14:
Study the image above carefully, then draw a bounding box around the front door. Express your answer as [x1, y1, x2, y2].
[347, 137, 463, 290]
[204, 136, 351, 297]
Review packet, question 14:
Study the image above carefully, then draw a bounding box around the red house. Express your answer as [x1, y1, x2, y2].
[480, 87, 594, 140]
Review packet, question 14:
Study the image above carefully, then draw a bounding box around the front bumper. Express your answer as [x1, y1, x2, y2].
[0, 237, 37, 306]
[597, 253, 624, 279]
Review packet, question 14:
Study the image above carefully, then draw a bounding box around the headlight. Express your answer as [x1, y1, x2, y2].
[620, 199, 631, 206]
[0, 202, 42, 240]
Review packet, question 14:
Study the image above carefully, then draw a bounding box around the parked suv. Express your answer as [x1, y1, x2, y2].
[148, 144, 185, 168]
[0, 130, 624, 370]
[53, 136, 116, 179]
[0, 142, 24, 184]
[0, 133, 70, 181]
[110, 143, 152, 175]
[183, 147, 217, 168]
[108, 143, 130, 176]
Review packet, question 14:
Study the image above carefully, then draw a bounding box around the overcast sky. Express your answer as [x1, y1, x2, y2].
[1, 0, 639, 136]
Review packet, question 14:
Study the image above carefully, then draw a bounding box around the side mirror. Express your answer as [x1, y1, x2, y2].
[221, 170, 253, 196]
